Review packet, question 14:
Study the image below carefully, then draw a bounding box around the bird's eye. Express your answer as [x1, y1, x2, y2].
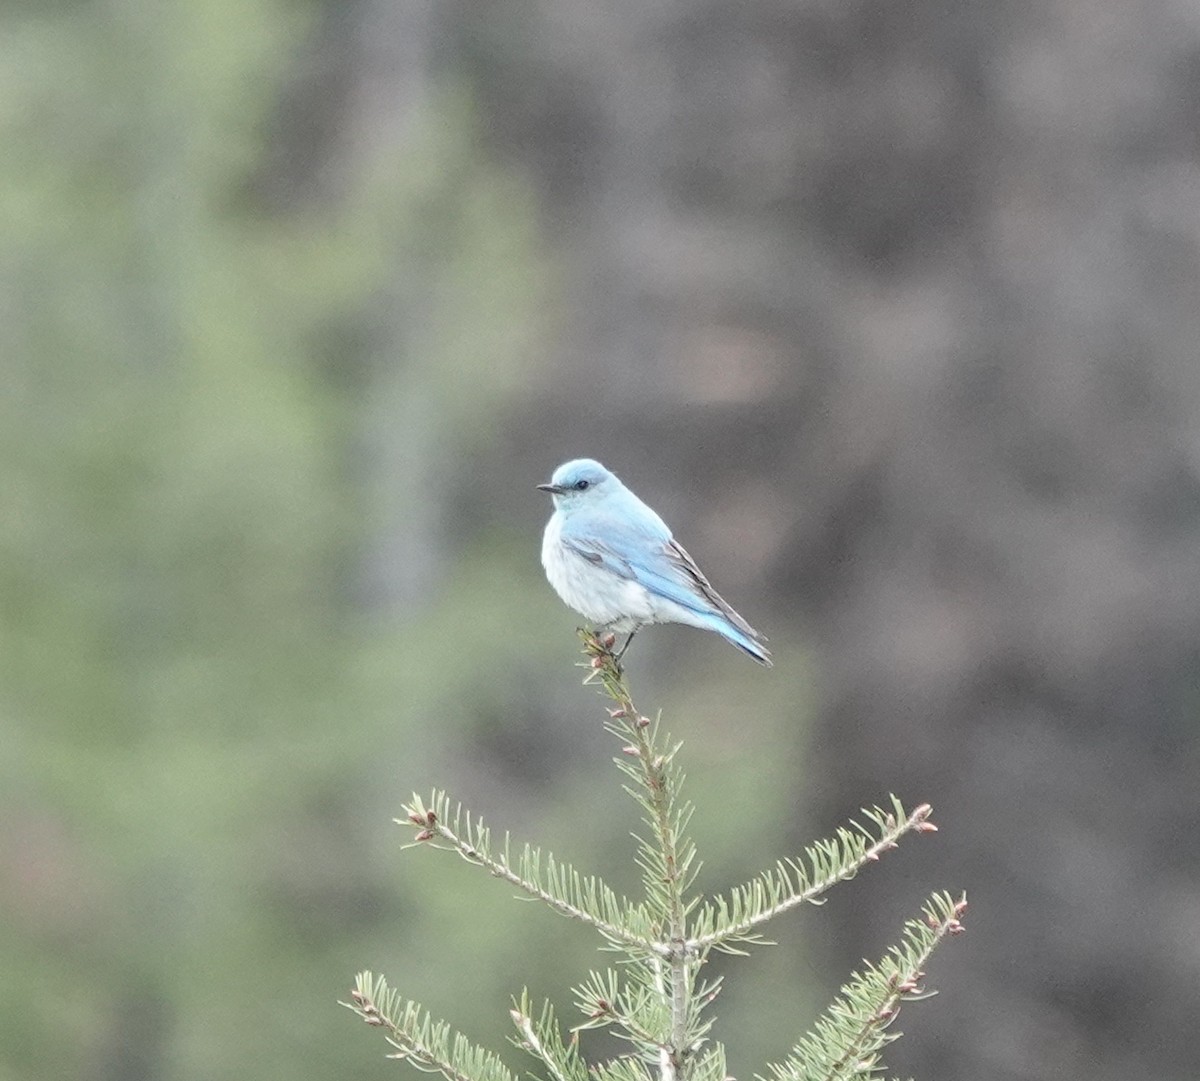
[574, 479, 590, 491]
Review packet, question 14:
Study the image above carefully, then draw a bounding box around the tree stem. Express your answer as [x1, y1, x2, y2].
[581, 631, 693, 1081]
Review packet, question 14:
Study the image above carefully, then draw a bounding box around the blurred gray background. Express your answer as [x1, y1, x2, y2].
[3, 1, 1199, 1079]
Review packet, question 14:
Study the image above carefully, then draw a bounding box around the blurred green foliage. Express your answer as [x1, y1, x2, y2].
[0, 4, 816, 1080]
[0, 2, 542, 1077]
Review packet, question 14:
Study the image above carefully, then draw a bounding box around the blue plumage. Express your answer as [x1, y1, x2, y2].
[538, 459, 772, 666]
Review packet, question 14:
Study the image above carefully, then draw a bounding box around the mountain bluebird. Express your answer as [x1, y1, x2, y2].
[538, 459, 772, 666]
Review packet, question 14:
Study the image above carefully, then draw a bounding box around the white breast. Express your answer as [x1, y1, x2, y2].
[541, 514, 655, 631]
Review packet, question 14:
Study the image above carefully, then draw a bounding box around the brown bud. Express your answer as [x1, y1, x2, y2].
[608, 708, 628, 718]
[954, 898, 969, 917]
[637, 716, 651, 728]
[426, 810, 437, 825]
[601, 632, 617, 649]
[414, 829, 434, 842]
[915, 821, 939, 833]
[948, 920, 965, 935]
[591, 657, 604, 669]
[407, 812, 425, 826]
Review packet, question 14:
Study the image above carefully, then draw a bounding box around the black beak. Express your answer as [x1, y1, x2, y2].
[537, 483, 563, 494]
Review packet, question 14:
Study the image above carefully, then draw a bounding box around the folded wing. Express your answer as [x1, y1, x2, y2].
[560, 515, 767, 644]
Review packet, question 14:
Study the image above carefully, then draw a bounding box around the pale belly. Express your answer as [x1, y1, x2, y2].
[541, 518, 657, 631]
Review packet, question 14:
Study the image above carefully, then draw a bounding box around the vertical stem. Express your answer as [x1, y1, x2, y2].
[638, 718, 689, 1081]
[649, 738, 689, 1081]
[581, 632, 692, 1081]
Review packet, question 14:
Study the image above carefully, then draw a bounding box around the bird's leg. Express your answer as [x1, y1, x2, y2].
[613, 628, 638, 663]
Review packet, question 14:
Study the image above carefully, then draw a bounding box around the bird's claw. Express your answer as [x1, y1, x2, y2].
[577, 627, 626, 678]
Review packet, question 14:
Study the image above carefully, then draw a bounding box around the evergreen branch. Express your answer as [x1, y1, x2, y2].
[349, 637, 966, 1081]
[759, 892, 967, 1081]
[578, 631, 703, 1081]
[510, 992, 589, 1081]
[689, 798, 938, 954]
[590, 1058, 656, 1081]
[572, 966, 682, 1060]
[344, 971, 518, 1081]
[688, 1046, 729, 1081]
[400, 791, 663, 957]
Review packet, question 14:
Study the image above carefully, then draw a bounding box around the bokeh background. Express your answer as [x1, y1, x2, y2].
[4, 1, 1200, 1079]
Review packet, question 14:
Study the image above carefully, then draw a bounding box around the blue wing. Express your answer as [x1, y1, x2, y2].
[559, 508, 768, 645]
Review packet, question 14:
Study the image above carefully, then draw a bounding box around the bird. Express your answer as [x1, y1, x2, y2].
[538, 458, 771, 666]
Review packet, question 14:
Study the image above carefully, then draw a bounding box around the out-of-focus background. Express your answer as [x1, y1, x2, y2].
[4, 2, 1200, 1079]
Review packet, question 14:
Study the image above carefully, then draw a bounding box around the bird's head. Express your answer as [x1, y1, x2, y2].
[537, 458, 616, 510]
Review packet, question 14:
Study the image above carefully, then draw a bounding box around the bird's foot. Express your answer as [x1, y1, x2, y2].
[578, 628, 625, 678]
[613, 629, 637, 665]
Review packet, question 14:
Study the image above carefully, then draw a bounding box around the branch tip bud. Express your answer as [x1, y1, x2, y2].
[414, 829, 434, 842]
[407, 813, 425, 826]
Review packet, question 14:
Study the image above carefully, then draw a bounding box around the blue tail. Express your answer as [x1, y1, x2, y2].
[701, 613, 772, 667]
